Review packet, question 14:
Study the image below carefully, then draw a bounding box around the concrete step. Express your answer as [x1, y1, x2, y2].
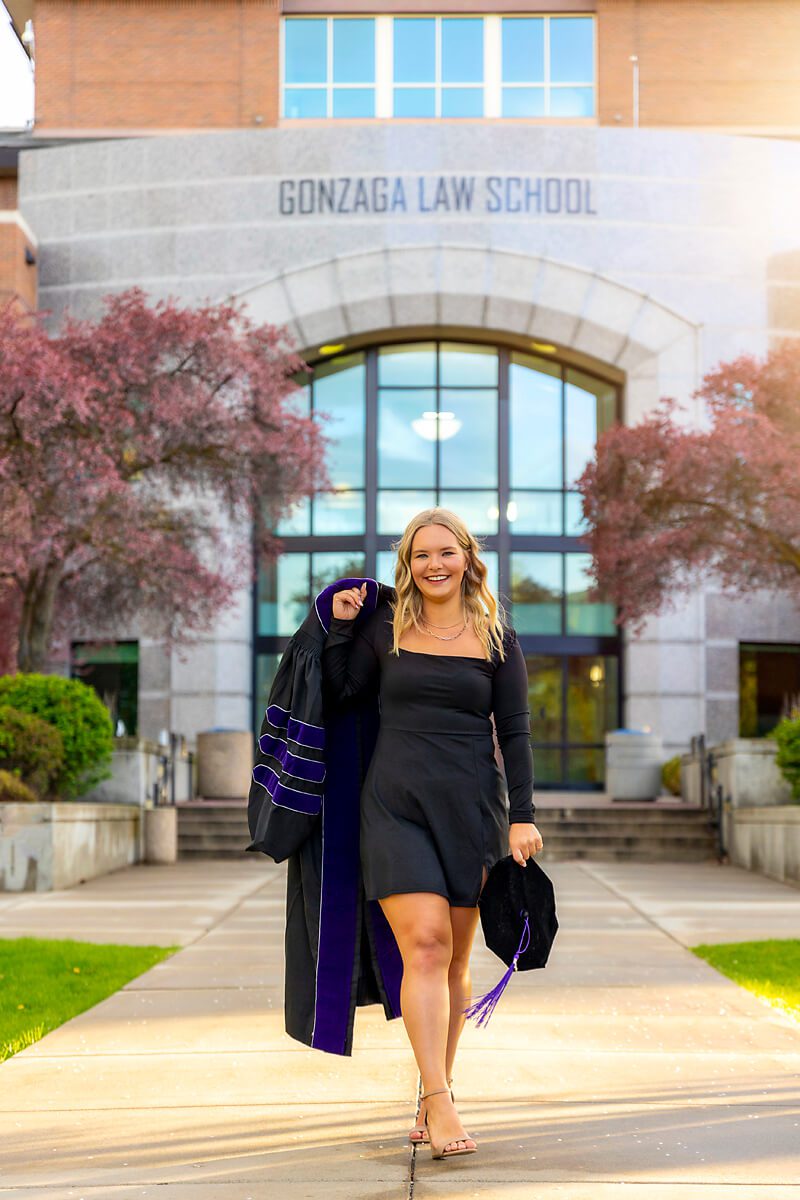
[540, 846, 717, 862]
[178, 830, 249, 846]
[538, 808, 711, 821]
[176, 802, 716, 862]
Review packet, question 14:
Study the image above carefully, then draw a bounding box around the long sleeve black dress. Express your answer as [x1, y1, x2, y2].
[322, 606, 535, 908]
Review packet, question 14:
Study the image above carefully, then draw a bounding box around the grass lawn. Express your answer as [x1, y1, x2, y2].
[0, 936, 181, 1062]
[691, 938, 800, 1022]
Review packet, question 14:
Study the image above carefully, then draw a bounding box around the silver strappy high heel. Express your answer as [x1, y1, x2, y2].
[409, 1075, 453, 1143]
[417, 1084, 477, 1159]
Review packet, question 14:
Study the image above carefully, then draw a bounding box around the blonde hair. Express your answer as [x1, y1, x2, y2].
[388, 507, 507, 662]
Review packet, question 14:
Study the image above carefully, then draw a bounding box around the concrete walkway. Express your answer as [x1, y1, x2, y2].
[0, 857, 799, 1199]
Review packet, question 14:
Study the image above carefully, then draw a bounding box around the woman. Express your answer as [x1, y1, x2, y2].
[322, 507, 544, 1160]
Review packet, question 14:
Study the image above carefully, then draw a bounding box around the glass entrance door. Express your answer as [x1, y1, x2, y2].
[254, 338, 622, 789]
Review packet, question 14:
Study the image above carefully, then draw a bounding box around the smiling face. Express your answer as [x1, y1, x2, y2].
[409, 523, 470, 604]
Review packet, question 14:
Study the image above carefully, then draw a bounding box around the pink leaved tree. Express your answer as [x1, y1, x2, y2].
[575, 340, 800, 636]
[0, 288, 330, 674]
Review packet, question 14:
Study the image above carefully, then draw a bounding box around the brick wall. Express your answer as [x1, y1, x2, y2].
[0, 221, 37, 312]
[29, 0, 800, 133]
[36, 0, 280, 130]
[597, 0, 800, 127]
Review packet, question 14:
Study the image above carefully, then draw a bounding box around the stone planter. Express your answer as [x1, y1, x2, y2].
[0, 802, 140, 892]
[84, 737, 195, 807]
[197, 729, 253, 799]
[724, 804, 800, 885]
[713, 738, 793, 807]
[605, 729, 664, 800]
[144, 804, 177, 864]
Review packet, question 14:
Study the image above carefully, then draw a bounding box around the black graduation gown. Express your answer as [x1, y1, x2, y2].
[245, 576, 404, 1056]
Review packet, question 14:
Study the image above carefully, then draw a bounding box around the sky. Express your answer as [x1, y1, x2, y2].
[0, 4, 34, 129]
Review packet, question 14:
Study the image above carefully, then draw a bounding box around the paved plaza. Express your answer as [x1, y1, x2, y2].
[0, 856, 799, 1199]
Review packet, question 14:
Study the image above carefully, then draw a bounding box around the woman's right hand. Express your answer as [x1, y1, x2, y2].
[332, 582, 367, 621]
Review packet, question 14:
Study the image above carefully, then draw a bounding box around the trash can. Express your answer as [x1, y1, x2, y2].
[197, 728, 253, 799]
[605, 728, 664, 801]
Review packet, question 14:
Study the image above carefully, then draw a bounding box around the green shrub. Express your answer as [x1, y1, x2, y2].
[0, 768, 38, 803]
[662, 754, 682, 797]
[0, 706, 64, 798]
[767, 708, 800, 801]
[0, 675, 113, 799]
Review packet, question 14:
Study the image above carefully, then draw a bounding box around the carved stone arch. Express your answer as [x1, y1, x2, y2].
[227, 243, 702, 422]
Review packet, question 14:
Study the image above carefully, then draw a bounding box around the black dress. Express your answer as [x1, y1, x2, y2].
[322, 608, 535, 908]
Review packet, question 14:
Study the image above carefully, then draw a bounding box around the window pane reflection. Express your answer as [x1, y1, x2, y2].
[285, 18, 327, 84]
[378, 490, 436, 534]
[333, 18, 374, 84]
[378, 343, 436, 387]
[314, 353, 365, 487]
[565, 367, 616, 487]
[441, 18, 483, 84]
[378, 389, 437, 487]
[312, 551, 366, 595]
[525, 654, 562, 742]
[441, 88, 483, 118]
[394, 88, 436, 117]
[480, 550, 499, 599]
[376, 550, 397, 587]
[510, 353, 562, 488]
[275, 496, 311, 536]
[566, 655, 619, 743]
[502, 88, 546, 118]
[284, 89, 327, 119]
[439, 343, 498, 386]
[566, 555, 616, 635]
[550, 16, 594, 83]
[258, 554, 310, 636]
[255, 652, 284, 727]
[508, 491, 562, 535]
[564, 491, 587, 535]
[394, 18, 435, 83]
[333, 89, 375, 118]
[439, 389, 498, 488]
[566, 747, 604, 786]
[439, 490, 498, 535]
[550, 86, 594, 117]
[531, 746, 562, 785]
[313, 489, 365, 534]
[511, 553, 562, 634]
[502, 17, 544, 83]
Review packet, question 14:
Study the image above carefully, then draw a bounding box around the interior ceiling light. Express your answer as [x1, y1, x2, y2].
[411, 410, 462, 442]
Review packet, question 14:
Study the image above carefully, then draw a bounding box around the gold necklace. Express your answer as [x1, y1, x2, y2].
[421, 615, 469, 642]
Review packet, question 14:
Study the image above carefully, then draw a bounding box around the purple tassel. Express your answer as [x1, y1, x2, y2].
[462, 910, 531, 1027]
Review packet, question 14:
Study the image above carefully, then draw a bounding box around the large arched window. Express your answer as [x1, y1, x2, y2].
[254, 339, 621, 789]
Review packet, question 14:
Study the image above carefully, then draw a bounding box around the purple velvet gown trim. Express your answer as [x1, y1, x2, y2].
[310, 578, 403, 1052]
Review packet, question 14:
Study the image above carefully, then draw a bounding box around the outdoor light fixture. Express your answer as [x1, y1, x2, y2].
[530, 342, 557, 353]
[318, 343, 347, 355]
[412, 410, 462, 441]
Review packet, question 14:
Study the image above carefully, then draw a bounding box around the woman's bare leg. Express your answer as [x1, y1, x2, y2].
[446, 864, 488, 1079]
[378, 890, 475, 1152]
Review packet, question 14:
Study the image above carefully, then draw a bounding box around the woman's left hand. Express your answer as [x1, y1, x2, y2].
[509, 822, 543, 867]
